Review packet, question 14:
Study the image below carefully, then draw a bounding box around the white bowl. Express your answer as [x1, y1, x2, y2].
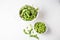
[19, 9, 40, 22]
[33, 22, 48, 35]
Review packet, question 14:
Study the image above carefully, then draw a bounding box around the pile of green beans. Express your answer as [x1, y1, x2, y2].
[19, 5, 38, 21]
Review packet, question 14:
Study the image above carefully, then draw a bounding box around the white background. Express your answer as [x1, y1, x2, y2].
[0, 0, 60, 40]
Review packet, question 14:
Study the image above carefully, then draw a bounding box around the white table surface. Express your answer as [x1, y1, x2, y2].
[0, 0, 60, 40]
